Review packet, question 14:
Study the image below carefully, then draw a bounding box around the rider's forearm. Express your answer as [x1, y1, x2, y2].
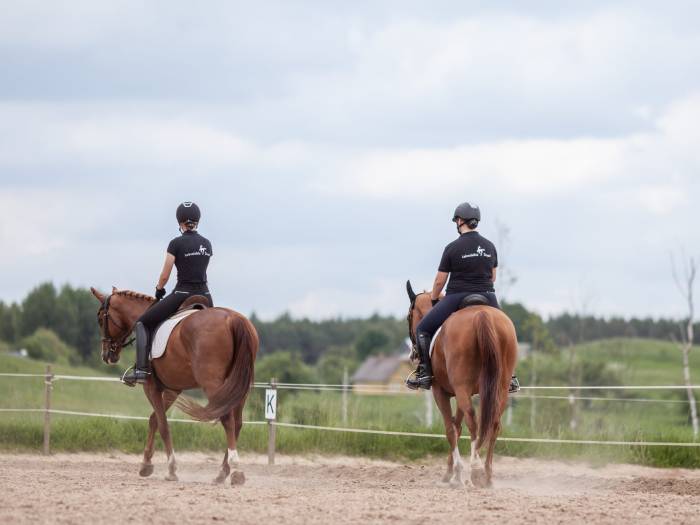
[431, 273, 448, 300]
[157, 273, 169, 290]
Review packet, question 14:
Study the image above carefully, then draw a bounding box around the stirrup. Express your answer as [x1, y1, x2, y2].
[121, 366, 150, 387]
[509, 375, 520, 394]
[405, 368, 432, 391]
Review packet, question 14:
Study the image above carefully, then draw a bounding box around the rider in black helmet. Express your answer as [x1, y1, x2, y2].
[406, 202, 520, 393]
[122, 202, 214, 386]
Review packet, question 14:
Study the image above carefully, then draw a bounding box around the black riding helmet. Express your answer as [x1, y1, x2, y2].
[176, 201, 201, 225]
[452, 202, 481, 223]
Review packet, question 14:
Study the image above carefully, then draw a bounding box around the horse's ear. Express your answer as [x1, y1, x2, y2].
[90, 287, 106, 303]
[406, 280, 417, 303]
[112, 285, 118, 293]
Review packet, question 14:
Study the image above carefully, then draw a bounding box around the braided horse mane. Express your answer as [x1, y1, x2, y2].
[113, 289, 156, 303]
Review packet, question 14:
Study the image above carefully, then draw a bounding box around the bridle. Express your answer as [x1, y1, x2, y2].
[406, 292, 428, 347]
[97, 295, 135, 356]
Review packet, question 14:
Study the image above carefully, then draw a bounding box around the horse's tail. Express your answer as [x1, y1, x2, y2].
[176, 315, 257, 422]
[474, 310, 502, 450]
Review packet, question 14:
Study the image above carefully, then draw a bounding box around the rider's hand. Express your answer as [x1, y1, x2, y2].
[155, 287, 166, 301]
[431, 298, 439, 307]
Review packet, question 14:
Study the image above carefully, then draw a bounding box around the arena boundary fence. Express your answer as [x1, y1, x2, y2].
[0, 367, 699, 460]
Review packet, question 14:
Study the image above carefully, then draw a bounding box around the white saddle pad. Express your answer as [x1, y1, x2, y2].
[150, 309, 199, 360]
[429, 326, 443, 357]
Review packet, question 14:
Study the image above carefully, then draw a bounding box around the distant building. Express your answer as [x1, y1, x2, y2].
[351, 340, 530, 393]
[351, 340, 414, 393]
[517, 342, 532, 358]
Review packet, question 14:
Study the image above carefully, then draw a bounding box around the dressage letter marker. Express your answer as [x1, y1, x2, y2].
[265, 389, 277, 420]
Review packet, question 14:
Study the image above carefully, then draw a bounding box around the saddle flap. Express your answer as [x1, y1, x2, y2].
[458, 293, 490, 310]
[150, 309, 199, 360]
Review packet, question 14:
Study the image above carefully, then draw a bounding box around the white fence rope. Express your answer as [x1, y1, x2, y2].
[2, 407, 698, 448]
[2, 373, 697, 391]
[1, 373, 696, 405]
[0, 407, 266, 425]
[524, 395, 690, 404]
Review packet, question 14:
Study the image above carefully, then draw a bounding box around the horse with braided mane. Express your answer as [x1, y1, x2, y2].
[91, 286, 257, 485]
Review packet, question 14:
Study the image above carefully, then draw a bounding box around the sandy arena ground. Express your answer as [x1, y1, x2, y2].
[1, 452, 699, 524]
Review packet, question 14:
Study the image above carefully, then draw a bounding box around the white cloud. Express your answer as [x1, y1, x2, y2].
[2, 2, 700, 320]
[0, 103, 317, 171]
[0, 188, 112, 257]
[634, 185, 688, 216]
[315, 92, 700, 201]
[320, 137, 623, 199]
[286, 278, 408, 319]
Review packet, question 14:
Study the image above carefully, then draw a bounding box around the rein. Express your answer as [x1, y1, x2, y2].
[406, 291, 428, 346]
[98, 295, 135, 353]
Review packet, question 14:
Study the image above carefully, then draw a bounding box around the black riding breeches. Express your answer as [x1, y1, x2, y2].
[416, 291, 500, 337]
[137, 288, 213, 330]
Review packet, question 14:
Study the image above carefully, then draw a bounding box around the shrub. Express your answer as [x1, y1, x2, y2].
[20, 328, 81, 365]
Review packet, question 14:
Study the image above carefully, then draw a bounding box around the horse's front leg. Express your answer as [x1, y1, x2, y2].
[140, 389, 179, 477]
[144, 381, 178, 481]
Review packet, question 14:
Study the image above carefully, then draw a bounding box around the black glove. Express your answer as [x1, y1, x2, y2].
[155, 287, 166, 301]
[431, 298, 439, 307]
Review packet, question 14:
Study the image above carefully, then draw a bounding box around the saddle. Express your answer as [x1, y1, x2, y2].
[177, 294, 211, 312]
[457, 293, 490, 309]
[425, 295, 492, 359]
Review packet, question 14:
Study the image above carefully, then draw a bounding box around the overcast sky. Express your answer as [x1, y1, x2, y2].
[1, 1, 699, 320]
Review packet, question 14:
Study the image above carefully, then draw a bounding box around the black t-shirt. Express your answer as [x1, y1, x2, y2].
[166, 231, 213, 287]
[438, 231, 498, 294]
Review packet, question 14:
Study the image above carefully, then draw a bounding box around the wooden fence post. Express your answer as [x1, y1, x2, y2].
[342, 367, 348, 426]
[267, 378, 277, 466]
[424, 389, 433, 428]
[43, 365, 53, 455]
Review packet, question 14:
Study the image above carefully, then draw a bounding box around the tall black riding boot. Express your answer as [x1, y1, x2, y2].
[121, 322, 152, 387]
[405, 331, 433, 390]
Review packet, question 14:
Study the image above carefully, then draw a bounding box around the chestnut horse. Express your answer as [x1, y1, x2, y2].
[90, 287, 258, 484]
[406, 281, 517, 488]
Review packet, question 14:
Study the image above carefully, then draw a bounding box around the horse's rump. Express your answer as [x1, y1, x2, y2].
[175, 312, 258, 422]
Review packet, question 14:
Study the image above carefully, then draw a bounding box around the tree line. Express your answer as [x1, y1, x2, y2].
[0, 282, 695, 371]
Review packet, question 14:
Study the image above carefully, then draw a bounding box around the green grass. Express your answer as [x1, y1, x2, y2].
[567, 338, 700, 387]
[1, 340, 699, 468]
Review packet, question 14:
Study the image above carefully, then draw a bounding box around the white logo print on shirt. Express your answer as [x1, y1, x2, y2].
[184, 244, 211, 257]
[462, 245, 492, 259]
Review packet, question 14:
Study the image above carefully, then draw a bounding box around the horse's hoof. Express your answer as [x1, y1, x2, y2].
[449, 478, 465, 489]
[214, 472, 227, 484]
[139, 463, 154, 477]
[470, 468, 489, 488]
[165, 473, 179, 482]
[230, 470, 245, 486]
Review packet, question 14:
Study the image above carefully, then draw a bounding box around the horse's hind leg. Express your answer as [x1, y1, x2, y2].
[454, 387, 485, 488]
[484, 420, 501, 487]
[140, 389, 179, 477]
[484, 396, 508, 486]
[215, 404, 245, 486]
[433, 386, 463, 487]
